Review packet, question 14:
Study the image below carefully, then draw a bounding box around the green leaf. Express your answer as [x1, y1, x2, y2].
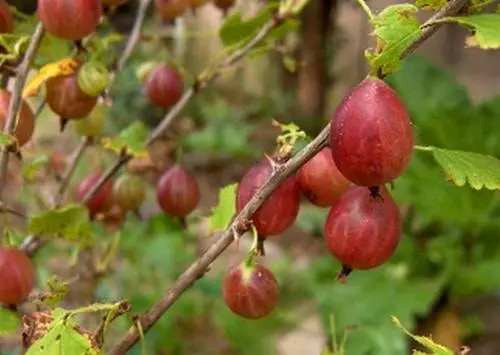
[26, 308, 100, 355]
[28, 205, 93, 245]
[23, 154, 49, 183]
[101, 121, 148, 157]
[415, 0, 447, 11]
[209, 183, 237, 234]
[366, 4, 422, 75]
[38, 276, 69, 308]
[0, 307, 20, 335]
[392, 316, 454, 354]
[0, 133, 14, 146]
[440, 14, 500, 49]
[421, 146, 500, 190]
[219, 7, 299, 55]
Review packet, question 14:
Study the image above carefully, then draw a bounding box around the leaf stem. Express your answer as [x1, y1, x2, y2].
[355, 0, 375, 20]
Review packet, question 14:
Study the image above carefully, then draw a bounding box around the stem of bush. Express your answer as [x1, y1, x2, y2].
[109, 0, 470, 353]
[0, 24, 45, 200]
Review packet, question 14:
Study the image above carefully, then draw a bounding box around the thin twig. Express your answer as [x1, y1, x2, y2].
[19, 1, 153, 255]
[81, 16, 285, 206]
[54, 137, 92, 206]
[0, 23, 45, 199]
[111, 0, 153, 81]
[109, 0, 469, 352]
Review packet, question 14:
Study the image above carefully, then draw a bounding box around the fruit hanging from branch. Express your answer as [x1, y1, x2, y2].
[144, 64, 184, 109]
[298, 147, 351, 207]
[223, 262, 279, 319]
[0, 90, 35, 147]
[157, 165, 200, 218]
[0, 247, 35, 305]
[0, 0, 13, 33]
[323, 185, 402, 278]
[154, 0, 188, 21]
[77, 61, 111, 97]
[46, 71, 98, 121]
[75, 173, 115, 218]
[113, 173, 147, 212]
[38, 0, 103, 41]
[236, 158, 300, 239]
[329, 77, 414, 187]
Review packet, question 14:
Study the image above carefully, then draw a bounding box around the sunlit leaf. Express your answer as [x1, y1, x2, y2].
[440, 14, 500, 49]
[101, 121, 148, 157]
[0, 307, 20, 335]
[419, 146, 500, 190]
[26, 308, 99, 355]
[415, 0, 447, 11]
[392, 316, 454, 354]
[366, 4, 422, 75]
[28, 205, 92, 245]
[209, 183, 237, 234]
[23, 57, 79, 98]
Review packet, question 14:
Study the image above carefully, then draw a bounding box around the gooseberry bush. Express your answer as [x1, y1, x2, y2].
[0, 0, 498, 354]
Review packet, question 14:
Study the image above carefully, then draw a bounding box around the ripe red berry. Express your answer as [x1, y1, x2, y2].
[157, 165, 200, 217]
[0, 247, 35, 305]
[38, 0, 102, 41]
[329, 77, 414, 186]
[223, 262, 279, 319]
[113, 174, 146, 212]
[46, 73, 98, 119]
[0, 90, 35, 147]
[298, 147, 351, 207]
[236, 158, 300, 238]
[0, 0, 13, 33]
[154, 0, 188, 20]
[75, 173, 114, 218]
[145, 64, 183, 109]
[324, 186, 401, 270]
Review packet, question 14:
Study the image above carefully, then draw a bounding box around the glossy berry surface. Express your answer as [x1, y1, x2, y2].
[0, 0, 13, 33]
[236, 159, 300, 238]
[46, 73, 98, 119]
[75, 173, 114, 217]
[113, 174, 146, 212]
[145, 64, 183, 109]
[223, 262, 279, 319]
[298, 147, 351, 207]
[0, 247, 35, 305]
[157, 165, 200, 217]
[329, 77, 413, 186]
[154, 0, 188, 20]
[324, 186, 401, 270]
[0, 91, 35, 147]
[38, 0, 102, 41]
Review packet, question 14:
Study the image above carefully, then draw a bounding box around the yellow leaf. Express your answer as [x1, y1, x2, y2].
[22, 57, 79, 98]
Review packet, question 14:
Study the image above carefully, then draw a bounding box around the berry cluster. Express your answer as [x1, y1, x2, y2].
[224, 76, 413, 319]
